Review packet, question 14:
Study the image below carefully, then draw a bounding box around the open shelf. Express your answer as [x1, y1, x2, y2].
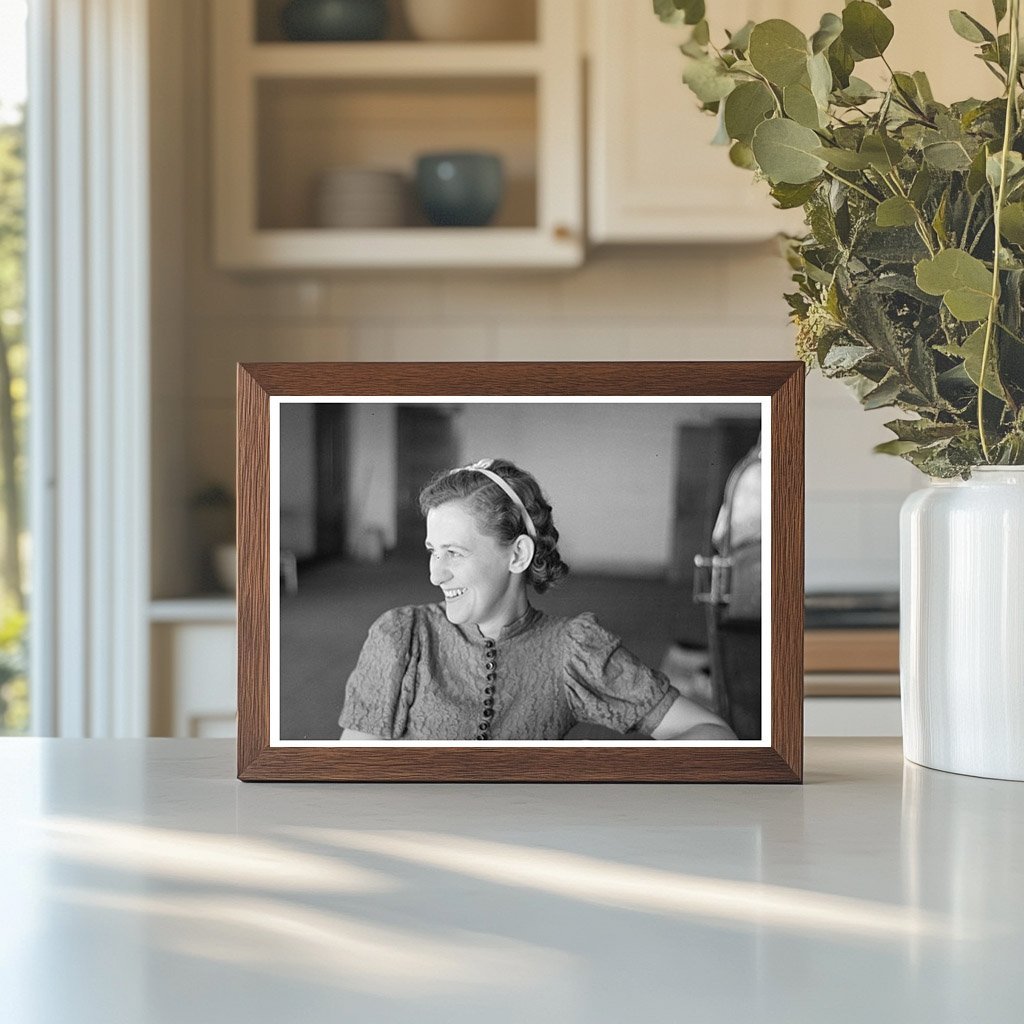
[212, 0, 581, 268]
[256, 77, 537, 231]
[254, 0, 539, 45]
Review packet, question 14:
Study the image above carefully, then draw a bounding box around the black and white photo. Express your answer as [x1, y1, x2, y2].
[271, 398, 768, 746]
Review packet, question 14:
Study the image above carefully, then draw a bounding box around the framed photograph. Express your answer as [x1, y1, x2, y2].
[237, 362, 803, 782]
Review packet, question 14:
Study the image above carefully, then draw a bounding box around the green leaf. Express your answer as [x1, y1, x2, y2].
[922, 140, 973, 171]
[842, 1, 895, 59]
[940, 325, 1006, 398]
[948, 10, 994, 44]
[784, 80, 824, 129]
[980, 33, 1015, 75]
[770, 180, 820, 209]
[810, 13, 843, 54]
[862, 374, 903, 409]
[993, 0, 1008, 25]
[884, 418, 963, 443]
[751, 118, 828, 184]
[1000, 203, 1024, 245]
[828, 36, 855, 89]
[723, 81, 775, 144]
[986, 150, 1024, 191]
[912, 71, 935, 104]
[874, 439, 921, 455]
[836, 76, 879, 104]
[932, 190, 950, 247]
[682, 57, 736, 104]
[908, 164, 933, 205]
[653, 0, 705, 26]
[915, 249, 994, 322]
[724, 20, 755, 53]
[876, 197, 918, 228]
[748, 20, 809, 87]
[891, 72, 922, 109]
[813, 146, 872, 170]
[692, 19, 710, 45]
[807, 51, 833, 110]
[860, 133, 904, 173]
[967, 144, 991, 194]
[729, 140, 757, 169]
[684, 3, 706, 27]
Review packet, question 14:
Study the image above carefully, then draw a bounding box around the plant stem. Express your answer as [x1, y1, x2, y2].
[962, 191, 979, 248]
[750, 69, 784, 117]
[822, 167, 880, 205]
[968, 213, 994, 253]
[979, 0, 1021, 462]
[997, 318, 1024, 345]
[884, 170, 938, 255]
[881, 54, 929, 119]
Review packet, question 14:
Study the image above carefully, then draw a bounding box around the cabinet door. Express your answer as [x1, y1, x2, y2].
[587, 0, 812, 242]
[588, 0, 995, 243]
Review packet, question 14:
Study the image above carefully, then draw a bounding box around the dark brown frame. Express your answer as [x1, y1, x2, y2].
[237, 362, 804, 782]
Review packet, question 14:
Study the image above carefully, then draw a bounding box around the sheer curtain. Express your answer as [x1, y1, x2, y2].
[28, 0, 150, 736]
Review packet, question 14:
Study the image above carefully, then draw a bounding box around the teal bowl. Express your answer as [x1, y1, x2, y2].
[281, 0, 388, 42]
[415, 153, 505, 227]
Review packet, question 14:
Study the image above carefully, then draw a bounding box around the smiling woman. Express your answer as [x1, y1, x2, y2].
[338, 457, 736, 743]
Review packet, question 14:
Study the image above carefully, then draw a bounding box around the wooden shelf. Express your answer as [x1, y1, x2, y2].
[249, 42, 544, 78]
[217, 226, 580, 270]
[804, 629, 900, 674]
[804, 673, 900, 698]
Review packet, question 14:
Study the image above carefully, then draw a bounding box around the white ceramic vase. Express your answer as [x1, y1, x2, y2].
[900, 467, 1024, 780]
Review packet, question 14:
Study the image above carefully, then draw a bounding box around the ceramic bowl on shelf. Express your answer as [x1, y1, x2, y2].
[402, 0, 534, 42]
[414, 152, 504, 227]
[280, 0, 388, 42]
[315, 167, 408, 228]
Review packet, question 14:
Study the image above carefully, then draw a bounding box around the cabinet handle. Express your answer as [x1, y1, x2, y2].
[553, 224, 574, 241]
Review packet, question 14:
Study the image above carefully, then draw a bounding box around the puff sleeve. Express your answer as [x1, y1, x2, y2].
[563, 613, 677, 735]
[337, 607, 420, 738]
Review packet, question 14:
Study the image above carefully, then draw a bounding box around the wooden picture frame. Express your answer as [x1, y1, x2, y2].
[237, 362, 804, 782]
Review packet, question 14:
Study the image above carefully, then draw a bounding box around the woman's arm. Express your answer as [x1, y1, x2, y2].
[650, 695, 737, 740]
[340, 728, 387, 741]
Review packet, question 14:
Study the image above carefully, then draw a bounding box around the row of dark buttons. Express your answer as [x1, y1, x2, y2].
[478, 638, 496, 739]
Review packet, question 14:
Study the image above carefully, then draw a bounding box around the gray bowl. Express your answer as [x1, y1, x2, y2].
[280, 0, 388, 42]
[415, 152, 504, 227]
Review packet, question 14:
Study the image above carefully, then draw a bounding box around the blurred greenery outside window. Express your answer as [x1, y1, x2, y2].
[0, 0, 28, 734]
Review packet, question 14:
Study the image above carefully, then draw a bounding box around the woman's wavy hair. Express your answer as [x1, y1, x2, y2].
[418, 458, 570, 594]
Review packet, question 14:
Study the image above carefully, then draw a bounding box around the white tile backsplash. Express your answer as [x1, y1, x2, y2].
[183, 249, 919, 591]
[325, 275, 446, 320]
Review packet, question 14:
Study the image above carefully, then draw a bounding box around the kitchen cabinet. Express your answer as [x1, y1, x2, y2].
[150, 601, 237, 738]
[586, 0, 998, 244]
[211, 0, 583, 268]
[587, 0, 809, 243]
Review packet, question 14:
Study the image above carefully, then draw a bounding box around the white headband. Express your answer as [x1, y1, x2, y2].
[451, 459, 538, 539]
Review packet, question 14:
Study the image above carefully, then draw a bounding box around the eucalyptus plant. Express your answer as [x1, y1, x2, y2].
[656, 0, 1024, 476]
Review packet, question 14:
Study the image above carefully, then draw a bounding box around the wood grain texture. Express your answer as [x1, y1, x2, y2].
[770, 364, 804, 782]
[237, 365, 270, 778]
[236, 361, 805, 783]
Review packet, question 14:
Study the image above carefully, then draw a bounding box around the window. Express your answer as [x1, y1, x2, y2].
[0, 0, 28, 734]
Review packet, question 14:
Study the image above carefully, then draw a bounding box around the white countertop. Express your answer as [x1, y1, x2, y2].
[1, 737, 1020, 1023]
